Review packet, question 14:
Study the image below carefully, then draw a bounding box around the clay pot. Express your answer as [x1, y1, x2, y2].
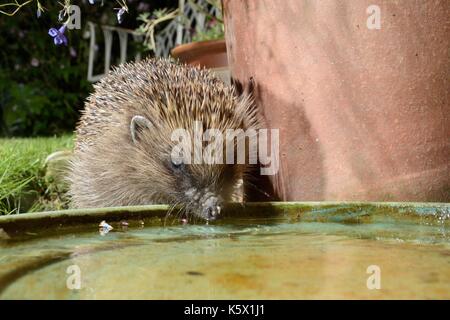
[223, 0, 450, 202]
[171, 39, 227, 68]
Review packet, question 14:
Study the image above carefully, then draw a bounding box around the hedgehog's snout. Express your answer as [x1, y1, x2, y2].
[185, 188, 223, 221]
[202, 196, 222, 221]
[200, 192, 222, 220]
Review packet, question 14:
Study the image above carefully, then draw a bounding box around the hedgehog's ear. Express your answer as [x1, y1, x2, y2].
[130, 115, 153, 144]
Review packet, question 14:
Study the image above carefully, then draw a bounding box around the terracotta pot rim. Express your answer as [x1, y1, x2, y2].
[171, 39, 226, 59]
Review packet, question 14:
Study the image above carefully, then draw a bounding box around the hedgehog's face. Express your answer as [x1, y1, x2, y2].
[130, 115, 244, 221]
[163, 159, 241, 221]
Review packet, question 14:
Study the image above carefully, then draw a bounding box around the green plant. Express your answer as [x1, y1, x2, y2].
[137, 8, 180, 51]
[0, 135, 73, 215]
[187, 0, 224, 42]
[136, 0, 224, 52]
[191, 17, 224, 42]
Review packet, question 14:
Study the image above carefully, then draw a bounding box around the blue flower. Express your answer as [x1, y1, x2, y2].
[48, 25, 68, 46]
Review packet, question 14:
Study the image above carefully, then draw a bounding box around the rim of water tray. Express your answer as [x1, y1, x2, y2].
[0, 201, 448, 233]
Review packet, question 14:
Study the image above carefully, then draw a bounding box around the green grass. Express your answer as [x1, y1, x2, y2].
[0, 135, 74, 215]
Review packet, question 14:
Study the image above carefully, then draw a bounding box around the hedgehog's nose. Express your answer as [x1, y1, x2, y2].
[204, 205, 221, 220]
[202, 196, 222, 221]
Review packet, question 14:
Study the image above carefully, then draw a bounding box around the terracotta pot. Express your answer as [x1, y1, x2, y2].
[171, 39, 228, 68]
[223, 0, 450, 202]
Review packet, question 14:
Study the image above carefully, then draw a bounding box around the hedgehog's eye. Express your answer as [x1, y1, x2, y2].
[170, 158, 185, 172]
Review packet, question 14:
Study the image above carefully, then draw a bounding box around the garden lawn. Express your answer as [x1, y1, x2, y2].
[0, 135, 73, 215]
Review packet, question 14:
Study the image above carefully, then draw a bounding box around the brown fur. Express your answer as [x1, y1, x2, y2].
[68, 58, 259, 219]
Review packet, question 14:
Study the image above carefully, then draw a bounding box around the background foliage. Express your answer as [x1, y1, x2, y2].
[0, 0, 177, 137]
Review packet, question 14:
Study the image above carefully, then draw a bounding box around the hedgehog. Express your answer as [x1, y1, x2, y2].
[68, 58, 259, 221]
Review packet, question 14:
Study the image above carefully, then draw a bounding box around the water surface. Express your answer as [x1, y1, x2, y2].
[0, 216, 449, 299]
